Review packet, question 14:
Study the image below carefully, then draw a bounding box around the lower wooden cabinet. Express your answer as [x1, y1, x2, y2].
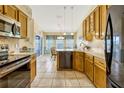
[85, 54, 94, 81]
[73, 51, 106, 88]
[30, 55, 36, 82]
[73, 52, 84, 72]
[94, 57, 106, 88]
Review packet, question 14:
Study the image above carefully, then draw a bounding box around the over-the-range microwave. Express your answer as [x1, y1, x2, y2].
[0, 13, 21, 38]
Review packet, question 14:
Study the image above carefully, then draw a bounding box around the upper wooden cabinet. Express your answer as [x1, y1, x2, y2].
[89, 12, 95, 33]
[83, 20, 86, 40]
[99, 5, 107, 39]
[18, 11, 28, 38]
[4, 5, 18, 20]
[94, 6, 100, 39]
[94, 57, 106, 88]
[0, 5, 3, 14]
[82, 5, 108, 40]
[86, 17, 90, 34]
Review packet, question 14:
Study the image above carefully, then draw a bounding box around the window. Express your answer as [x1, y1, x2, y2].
[45, 35, 55, 54]
[66, 35, 74, 49]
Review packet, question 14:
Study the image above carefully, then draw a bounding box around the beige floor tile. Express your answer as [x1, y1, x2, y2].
[31, 78, 41, 84]
[42, 73, 55, 79]
[54, 71, 65, 79]
[74, 71, 87, 79]
[37, 79, 52, 87]
[52, 79, 65, 87]
[65, 79, 80, 87]
[65, 86, 80, 88]
[31, 55, 95, 88]
[78, 78, 94, 87]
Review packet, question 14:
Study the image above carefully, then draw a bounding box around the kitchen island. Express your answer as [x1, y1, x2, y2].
[56, 49, 74, 70]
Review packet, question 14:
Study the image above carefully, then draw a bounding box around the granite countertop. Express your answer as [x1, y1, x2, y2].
[0, 55, 30, 67]
[75, 49, 105, 60]
[56, 48, 105, 60]
[56, 49, 75, 52]
[9, 52, 36, 56]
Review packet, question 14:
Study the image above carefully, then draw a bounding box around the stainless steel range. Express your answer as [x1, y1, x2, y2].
[0, 44, 9, 62]
[0, 45, 31, 88]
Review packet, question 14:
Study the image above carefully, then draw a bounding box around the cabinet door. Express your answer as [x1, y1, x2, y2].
[73, 52, 76, 69]
[86, 60, 94, 81]
[94, 6, 100, 39]
[83, 20, 86, 40]
[0, 5, 3, 14]
[75, 52, 80, 71]
[86, 17, 90, 34]
[18, 11, 27, 38]
[100, 5, 107, 39]
[80, 56, 84, 72]
[94, 63, 106, 88]
[30, 56, 36, 82]
[90, 12, 95, 33]
[4, 5, 18, 20]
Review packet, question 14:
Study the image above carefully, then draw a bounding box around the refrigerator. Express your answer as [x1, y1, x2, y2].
[105, 5, 124, 88]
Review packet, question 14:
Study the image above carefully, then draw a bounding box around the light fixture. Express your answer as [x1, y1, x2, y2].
[57, 36, 64, 40]
[71, 32, 74, 35]
[63, 32, 66, 35]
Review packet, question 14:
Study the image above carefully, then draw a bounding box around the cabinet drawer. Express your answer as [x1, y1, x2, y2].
[94, 57, 106, 69]
[85, 53, 93, 61]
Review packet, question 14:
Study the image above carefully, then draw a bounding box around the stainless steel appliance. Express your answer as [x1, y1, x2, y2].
[105, 5, 124, 88]
[0, 44, 9, 62]
[0, 55, 31, 88]
[0, 13, 21, 38]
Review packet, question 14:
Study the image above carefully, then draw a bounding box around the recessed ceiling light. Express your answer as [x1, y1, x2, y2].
[71, 33, 74, 35]
[63, 33, 66, 35]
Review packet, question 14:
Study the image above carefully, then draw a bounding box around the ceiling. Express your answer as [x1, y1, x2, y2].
[30, 5, 96, 32]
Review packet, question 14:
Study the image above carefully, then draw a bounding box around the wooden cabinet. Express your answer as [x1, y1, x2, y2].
[0, 5, 3, 14]
[83, 5, 108, 40]
[94, 6, 100, 39]
[89, 12, 95, 33]
[75, 52, 80, 71]
[85, 53, 94, 81]
[30, 55, 36, 82]
[4, 5, 18, 20]
[85, 17, 93, 41]
[99, 5, 107, 39]
[79, 52, 84, 72]
[18, 11, 27, 38]
[73, 52, 84, 72]
[83, 20, 86, 40]
[86, 17, 90, 34]
[94, 57, 106, 88]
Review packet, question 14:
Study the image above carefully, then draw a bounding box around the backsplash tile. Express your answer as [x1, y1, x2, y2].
[0, 38, 34, 52]
[0, 38, 19, 52]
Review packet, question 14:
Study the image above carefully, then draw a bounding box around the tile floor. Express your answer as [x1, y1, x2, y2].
[31, 55, 95, 88]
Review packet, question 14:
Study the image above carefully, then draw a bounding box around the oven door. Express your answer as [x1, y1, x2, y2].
[0, 63, 30, 88]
